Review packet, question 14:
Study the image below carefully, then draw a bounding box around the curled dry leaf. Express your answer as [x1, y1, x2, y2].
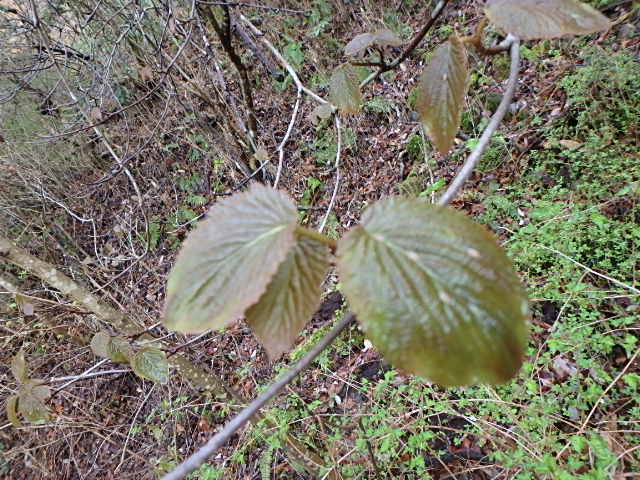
[485, 0, 611, 40]
[164, 183, 298, 333]
[415, 36, 468, 155]
[337, 197, 529, 387]
[6, 395, 21, 427]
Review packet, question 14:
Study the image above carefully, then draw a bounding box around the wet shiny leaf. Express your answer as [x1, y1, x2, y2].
[337, 198, 529, 386]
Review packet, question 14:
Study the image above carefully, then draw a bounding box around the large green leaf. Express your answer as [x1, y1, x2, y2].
[344, 29, 402, 57]
[164, 183, 298, 333]
[246, 236, 329, 359]
[131, 347, 169, 384]
[11, 350, 28, 382]
[18, 381, 50, 424]
[415, 36, 468, 155]
[337, 198, 529, 386]
[485, 0, 611, 40]
[329, 64, 362, 115]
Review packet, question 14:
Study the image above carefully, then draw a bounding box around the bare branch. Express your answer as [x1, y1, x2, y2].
[360, 0, 450, 89]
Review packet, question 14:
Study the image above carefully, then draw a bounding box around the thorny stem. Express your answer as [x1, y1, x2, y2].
[295, 226, 338, 251]
[161, 313, 356, 480]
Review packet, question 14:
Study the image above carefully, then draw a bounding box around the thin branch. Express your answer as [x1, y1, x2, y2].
[201, 5, 258, 142]
[239, 14, 328, 105]
[438, 35, 520, 206]
[160, 313, 356, 480]
[498, 227, 640, 295]
[273, 90, 301, 187]
[50, 367, 130, 385]
[196, 1, 308, 14]
[319, 115, 342, 233]
[360, 0, 449, 89]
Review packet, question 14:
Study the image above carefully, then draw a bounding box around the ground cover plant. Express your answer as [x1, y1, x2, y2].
[1, 0, 638, 478]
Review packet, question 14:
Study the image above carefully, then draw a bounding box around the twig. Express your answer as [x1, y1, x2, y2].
[555, 348, 640, 461]
[319, 115, 342, 233]
[498, 227, 640, 295]
[273, 90, 301, 187]
[160, 313, 356, 480]
[116, 385, 156, 472]
[238, 14, 329, 187]
[358, 418, 383, 479]
[437, 35, 520, 206]
[232, 21, 284, 81]
[50, 367, 131, 386]
[239, 14, 328, 105]
[196, 1, 308, 14]
[201, 5, 258, 142]
[360, 0, 449, 89]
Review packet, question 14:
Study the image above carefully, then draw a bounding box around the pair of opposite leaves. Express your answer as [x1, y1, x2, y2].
[164, 184, 529, 387]
[327, 0, 611, 155]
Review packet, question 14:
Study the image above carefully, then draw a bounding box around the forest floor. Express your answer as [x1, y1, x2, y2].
[1, 1, 640, 479]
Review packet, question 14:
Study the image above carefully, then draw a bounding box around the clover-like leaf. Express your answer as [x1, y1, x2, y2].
[131, 347, 169, 384]
[415, 36, 468, 155]
[164, 183, 298, 333]
[18, 381, 50, 424]
[246, 236, 330, 359]
[329, 64, 362, 115]
[90, 330, 112, 359]
[337, 198, 529, 387]
[6, 395, 21, 427]
[11, 350, 28, 382]
[107, 336, 134, 363]
[485, 0, 611, 40]
[344, 29, 402, 57]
